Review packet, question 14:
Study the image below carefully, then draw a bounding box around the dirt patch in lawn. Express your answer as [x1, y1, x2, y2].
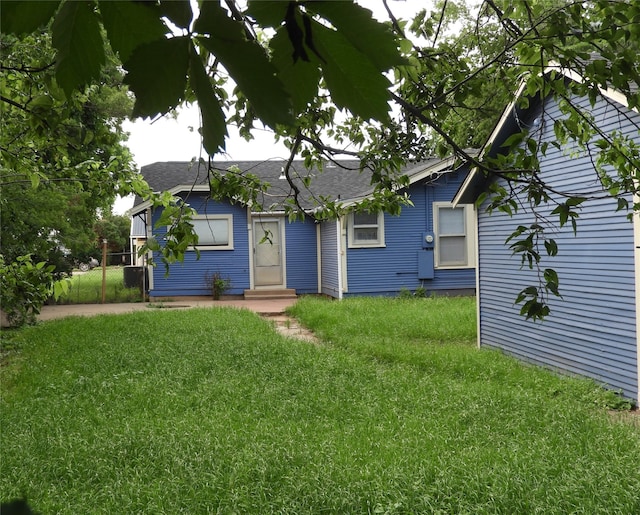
[608, 408, 640, 428]
[265, 315, 320, 344]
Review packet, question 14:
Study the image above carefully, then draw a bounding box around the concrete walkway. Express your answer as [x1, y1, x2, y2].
[37, 298, 298, 322]
[36, 298, 320, 342]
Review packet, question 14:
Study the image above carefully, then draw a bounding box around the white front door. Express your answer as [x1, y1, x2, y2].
[253, 219, 284, 287]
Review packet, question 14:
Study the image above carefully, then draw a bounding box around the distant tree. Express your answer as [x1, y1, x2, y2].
[0, 31, 135, 272]
[391, 0, 519, 155]
[93, 213, 131, 258]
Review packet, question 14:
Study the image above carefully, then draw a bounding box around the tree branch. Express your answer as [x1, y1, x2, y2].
[390, 91, 484, 170]
[224, 0, 257, 41]
[424, 0, 582, 108]
[432, 0, 448, 47]
[282, 129, 305, 212]
[298, 133, 360, 159]
[484, 0, 523, 38]
[0, 62, 55, 74]
[382, 0, 407, 40]
[1, 94, 33, 114]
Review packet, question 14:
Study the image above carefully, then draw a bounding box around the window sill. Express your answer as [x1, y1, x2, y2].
[348, 243, 386, 249]
[188, 246, 234, 251]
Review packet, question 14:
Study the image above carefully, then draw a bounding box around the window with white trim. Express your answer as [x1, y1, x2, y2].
[348, 211, 385, 248]
[433, 203, 475, 268]
[191, 215, 233, 250]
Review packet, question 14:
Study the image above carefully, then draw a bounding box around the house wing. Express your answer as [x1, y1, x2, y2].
[453, 62, 638, 206]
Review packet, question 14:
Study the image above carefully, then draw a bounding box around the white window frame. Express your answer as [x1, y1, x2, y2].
[433, 202, 475, 268]
[189, 214, 234, 250]
[348, 211, 385, 248]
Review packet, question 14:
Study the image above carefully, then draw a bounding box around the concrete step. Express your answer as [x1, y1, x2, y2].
[243, 288, 297, 300]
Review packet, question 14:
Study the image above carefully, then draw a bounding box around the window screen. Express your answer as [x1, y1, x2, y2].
[437, 206, 467, 265]
[351, 212, 382, 245]
[192, 217, 230, 247]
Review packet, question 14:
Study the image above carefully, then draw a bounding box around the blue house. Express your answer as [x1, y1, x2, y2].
[455, 70, 640, 402]
[130, 158, 477, 300]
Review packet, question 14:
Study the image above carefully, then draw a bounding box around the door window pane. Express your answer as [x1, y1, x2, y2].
[255, 221, 280, 266]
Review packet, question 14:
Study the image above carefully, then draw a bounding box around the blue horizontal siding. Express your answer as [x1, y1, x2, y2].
[320, 221, 341, 298]
[477, 92, 638, 400]
[285, 218, 318, 294]
[149, 195, 250, 297]
[345, 173, 476, 296]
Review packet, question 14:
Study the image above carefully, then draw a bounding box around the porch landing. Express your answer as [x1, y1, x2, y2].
[243, 288, 297, 300]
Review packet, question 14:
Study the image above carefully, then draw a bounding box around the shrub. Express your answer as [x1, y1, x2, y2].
[398, 286, 428, 299]
[0, 254, 61, 327]
[204, 271, 231, 300]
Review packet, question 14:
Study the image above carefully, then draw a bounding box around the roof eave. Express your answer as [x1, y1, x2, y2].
[453, 61, 635, 205]
[333, 157, 467, 211]
[453, 79, 529, 206]
[128, 184, 211, 215]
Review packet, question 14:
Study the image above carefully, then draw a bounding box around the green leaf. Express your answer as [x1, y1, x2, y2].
[29, 94, 54, 113]
[565, 196, 586, 207]
[475, 192, 488, 208]
[544, 239, 558, 257]
[51, 1, 106, 98]
[158, 0, 193, 29]
[312, 22, 391, 122]
[543, 268, 559, 287]
[188, 44, 227, 155]
[270, 28, 321, 113]
[498, 203, 513, 216]
[53, 278, 71, 300]
[30, 173, 41, 188]
[306, 1, 405, 71]
[246, 1, 288, 27]
[617, 197, 629, 211]
[502, 132, 525, 149]
[98, 1, 167, 62]
[521, 299, 550, 320]
[0, 0, 61, 34]
[194, 2, 294, 128]
[551, 203, 569, 226]
[124, 37, 190, 118]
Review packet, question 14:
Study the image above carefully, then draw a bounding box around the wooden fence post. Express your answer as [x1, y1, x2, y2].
[101, 239, 107, 304]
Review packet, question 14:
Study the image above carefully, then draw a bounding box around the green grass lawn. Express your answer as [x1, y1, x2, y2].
[1, 296, 639, 513]
[57, 268, 142, 304]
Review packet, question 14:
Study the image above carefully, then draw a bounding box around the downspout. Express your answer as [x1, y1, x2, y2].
[316, 223, 322, 294]
[425, 184, 433, 231]
[473, 205, 481, 350]
[634, 195, 640, 402]
[247, 206, 254, 290]
[338, 218, 345, 299]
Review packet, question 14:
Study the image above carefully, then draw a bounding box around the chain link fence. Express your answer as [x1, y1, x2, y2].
[56, 251, 148, 304]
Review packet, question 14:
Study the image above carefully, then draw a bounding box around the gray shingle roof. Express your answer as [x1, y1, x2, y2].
[132, 158, 450, 213]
